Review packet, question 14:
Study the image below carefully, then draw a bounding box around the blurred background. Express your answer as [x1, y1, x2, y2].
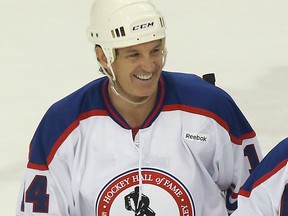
[0, 0, 287, 214]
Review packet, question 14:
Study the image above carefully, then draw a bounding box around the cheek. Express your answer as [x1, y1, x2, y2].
[112, 66, 132, 84]
[113, 62, 135, 78]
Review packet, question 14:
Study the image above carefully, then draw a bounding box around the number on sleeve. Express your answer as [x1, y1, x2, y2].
[244, 144, 260, 174]
[21, 188, 25, 211]
[280, 184, 288, 215]
[25, 175, 50, 213]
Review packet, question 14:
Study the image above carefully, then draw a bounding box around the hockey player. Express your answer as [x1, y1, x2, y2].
[16, 0, 262, 215]
[232, 137, 288, 216]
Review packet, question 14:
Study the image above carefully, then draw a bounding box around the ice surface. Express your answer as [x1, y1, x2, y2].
[0, 0, 287, 214]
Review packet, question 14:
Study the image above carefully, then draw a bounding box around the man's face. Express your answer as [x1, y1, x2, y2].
[111, 40, 165, 101]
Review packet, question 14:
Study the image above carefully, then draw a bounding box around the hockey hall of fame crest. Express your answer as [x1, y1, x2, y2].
[95, 168, 195, 216]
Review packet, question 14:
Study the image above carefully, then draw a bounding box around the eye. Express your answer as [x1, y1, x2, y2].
[151, 48, 163, 56]
[127, 52, 141, 59]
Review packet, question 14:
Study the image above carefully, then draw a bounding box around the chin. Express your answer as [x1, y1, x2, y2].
[137, 89, 155, 97]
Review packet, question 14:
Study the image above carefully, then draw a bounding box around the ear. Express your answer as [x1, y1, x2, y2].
[95, 47, 109, 69]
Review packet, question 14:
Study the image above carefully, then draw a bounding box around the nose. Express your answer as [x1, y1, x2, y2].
[140, 55, 156, 72]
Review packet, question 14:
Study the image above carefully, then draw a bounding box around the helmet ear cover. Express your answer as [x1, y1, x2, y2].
[87, 0, 166, 64]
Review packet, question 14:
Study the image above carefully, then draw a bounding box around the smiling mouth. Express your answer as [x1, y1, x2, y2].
[134, 74, 153, 80]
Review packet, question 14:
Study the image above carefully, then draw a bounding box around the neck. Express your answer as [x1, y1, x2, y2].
[110, 85, 151, 105]
[108, 85, 157, 128]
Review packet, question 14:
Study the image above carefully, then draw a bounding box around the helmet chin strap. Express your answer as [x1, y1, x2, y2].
[101, 63, 152, 105]
[110, 84, 151, 105]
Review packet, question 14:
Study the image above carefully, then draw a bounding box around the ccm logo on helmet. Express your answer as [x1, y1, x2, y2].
[132, 22, 154, 31]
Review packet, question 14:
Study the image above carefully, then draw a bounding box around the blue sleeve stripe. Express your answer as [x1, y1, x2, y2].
[27, 109, 108, 170]
[239, 138, 288, 197]
[239, 158, 288, 197]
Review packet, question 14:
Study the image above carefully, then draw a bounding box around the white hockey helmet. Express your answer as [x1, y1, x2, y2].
[87, 0, 166, 64]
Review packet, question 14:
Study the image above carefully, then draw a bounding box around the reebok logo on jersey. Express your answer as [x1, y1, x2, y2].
[184, 132, 209, 142]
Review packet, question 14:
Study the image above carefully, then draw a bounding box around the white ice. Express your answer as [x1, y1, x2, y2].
[0, 0, 287, 214]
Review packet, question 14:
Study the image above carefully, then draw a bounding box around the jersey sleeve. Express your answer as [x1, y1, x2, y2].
[208, 90, 263, 214]
[16, 168, 72, 215]
[224, 135, 262, 214]
[16, 105, 77, 215]
[232, 138, 288, 215]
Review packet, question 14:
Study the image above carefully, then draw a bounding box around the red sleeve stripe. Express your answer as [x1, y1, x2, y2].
[162, 104, 256, 145]
[27, 109, 109, 170]
[239, 159, 288, 197]
[47, 110, 109, 165]
[27, 162, 48, 170]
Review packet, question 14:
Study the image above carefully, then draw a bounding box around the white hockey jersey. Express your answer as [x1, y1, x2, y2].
[232, 137, 288, 216]
[16, 71, 262, 216]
